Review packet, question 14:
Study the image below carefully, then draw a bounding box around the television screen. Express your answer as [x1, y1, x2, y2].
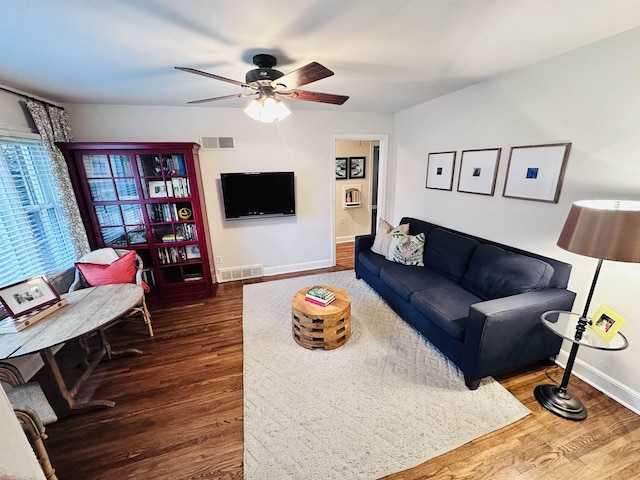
[220, 172, 295, 220]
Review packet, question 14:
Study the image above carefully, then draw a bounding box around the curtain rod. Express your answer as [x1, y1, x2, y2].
[0, 86, 65, 110]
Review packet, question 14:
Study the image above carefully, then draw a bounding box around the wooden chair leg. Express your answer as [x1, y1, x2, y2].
[142, 296, 153, 337]
[15, 410, 58, 480]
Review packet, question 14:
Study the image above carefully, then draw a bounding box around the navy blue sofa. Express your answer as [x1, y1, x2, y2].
[355, 217, 576, 389]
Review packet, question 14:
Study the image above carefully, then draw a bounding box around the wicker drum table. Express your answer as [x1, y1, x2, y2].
[291, 286, 351, 350]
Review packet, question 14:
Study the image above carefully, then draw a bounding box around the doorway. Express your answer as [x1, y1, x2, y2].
[331, 134, 388, 266]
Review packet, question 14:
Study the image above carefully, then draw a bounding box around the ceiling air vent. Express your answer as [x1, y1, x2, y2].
[200, 136, 236, 150]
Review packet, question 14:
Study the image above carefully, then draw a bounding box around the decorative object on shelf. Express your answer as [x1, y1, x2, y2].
[0, 275, 60, 318]
[348, 157, 365, 179]
[426, 151, 456, 190]
[456, 148, 501, 195]
[342, 184, 362, 208]
[589, 305, 626, 342]
[534, 199, 640, 420]
[502, 142, 571, 203]
[335, 157, 348, 179]
[148, 180, 170, 198]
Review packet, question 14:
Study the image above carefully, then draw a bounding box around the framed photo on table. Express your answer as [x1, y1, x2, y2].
[426, 151, 456, 190]
[457, 148, 501, 196]
[0, 275, 60, 318]
[502, 143, 571, 203]
[348, 157, 366, 179]
[589, 305, 626, 342]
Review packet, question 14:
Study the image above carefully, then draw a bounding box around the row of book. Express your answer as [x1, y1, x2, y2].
[137, 154, 187, 177]
[148, 203, 195, 224]
[158, 245, 200, 264]
[305, 285, 335, 307]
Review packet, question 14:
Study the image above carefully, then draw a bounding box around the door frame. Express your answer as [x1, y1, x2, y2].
[330, 133, 389, 266]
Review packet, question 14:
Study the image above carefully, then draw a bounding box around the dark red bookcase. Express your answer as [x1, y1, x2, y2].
[56, 142, 216, 303]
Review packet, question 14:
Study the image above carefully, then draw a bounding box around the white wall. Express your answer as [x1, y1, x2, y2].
[66, 105, 393, 276]
[392, 27, 640, 412]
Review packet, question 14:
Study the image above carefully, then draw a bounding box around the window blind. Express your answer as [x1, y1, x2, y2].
[0, 138, 76, 287]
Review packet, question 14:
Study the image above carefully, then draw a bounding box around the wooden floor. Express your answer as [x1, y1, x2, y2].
[41, 242, 640, 479]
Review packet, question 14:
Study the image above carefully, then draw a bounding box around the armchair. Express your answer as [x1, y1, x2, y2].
[70, 248, 153, 337]
[0, 361, 58, 480]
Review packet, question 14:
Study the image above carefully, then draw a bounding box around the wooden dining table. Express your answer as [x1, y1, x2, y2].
[0, 283, 146, 416]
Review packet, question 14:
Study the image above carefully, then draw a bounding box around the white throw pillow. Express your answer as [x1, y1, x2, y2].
[371, 219, 409, 256]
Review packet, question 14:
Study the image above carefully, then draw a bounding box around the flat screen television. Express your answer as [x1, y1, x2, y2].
[220, 171, 295, 220]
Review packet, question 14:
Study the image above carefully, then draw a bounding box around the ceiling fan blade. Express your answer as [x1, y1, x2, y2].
[187, 93, 256, 104]
[286, 89, 349, 105]
[272, 62, 334, 90]
[175, 67, 248, 87]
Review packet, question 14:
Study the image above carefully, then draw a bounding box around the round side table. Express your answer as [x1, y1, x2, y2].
[534, 310, 628, 421]
[291, 286, 351, 350]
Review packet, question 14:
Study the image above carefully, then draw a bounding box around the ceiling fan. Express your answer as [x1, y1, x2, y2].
[175, 54, 348, 121]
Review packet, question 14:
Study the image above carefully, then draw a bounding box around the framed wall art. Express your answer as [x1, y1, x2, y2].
[335, 157, 348, 180]
[348, 157, 366, 179]
[456, 148, 501, 196]
[0, 275, 60, 318]
[502, 142, 571, 203]
[426, 151, 456, 190]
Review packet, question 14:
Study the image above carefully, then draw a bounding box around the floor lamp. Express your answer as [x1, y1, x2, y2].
[536, 199, 640, 418]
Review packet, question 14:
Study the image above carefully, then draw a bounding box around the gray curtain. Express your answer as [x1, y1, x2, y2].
[25, 99, 90, 258]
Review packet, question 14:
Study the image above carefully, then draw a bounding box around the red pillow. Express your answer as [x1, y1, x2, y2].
[76, 250, 137, 287]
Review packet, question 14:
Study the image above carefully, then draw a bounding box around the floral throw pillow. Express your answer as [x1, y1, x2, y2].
[386, 231, 426, 266]
[371, 219, 410, 256]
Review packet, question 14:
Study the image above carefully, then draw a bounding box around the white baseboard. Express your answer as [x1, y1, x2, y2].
[336, 235, 355, 243]
[555, 348, 640, 415]
[263, 259, 335, 277]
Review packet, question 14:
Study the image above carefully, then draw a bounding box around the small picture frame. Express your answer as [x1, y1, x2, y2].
[426, 151, 456, 190]
[335, 157, 348, 180]
[185, 244, 201, 260]
[589, 305, 626, 342]
[0, 275, 61, 318]
[457, 148, 501, 196]
[148, 180, 168, 198]
[348, 157, 366, 179]
[502, 142, 571, 203]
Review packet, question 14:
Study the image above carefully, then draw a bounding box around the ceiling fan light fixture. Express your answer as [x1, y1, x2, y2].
[244, 95, 291, 123]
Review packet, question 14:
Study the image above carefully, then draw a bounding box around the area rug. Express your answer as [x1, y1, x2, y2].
[243, 270, 529, 479]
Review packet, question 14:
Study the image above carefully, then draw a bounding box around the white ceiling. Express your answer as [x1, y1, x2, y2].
[2, 0, 640, 114]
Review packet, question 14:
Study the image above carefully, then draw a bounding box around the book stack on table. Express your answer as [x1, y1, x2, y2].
[305, 285, 335, 307]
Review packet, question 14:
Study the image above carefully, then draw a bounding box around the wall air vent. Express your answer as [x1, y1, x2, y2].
[217, 264, 263, 283]
[200, 136, 236, 150]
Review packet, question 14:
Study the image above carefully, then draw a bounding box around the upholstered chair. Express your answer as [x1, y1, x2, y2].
[0, 361, 58, 480]
[70, 248, 153, 337]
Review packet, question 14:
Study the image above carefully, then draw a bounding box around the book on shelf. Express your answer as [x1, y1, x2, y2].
[0, 299, 68, 334]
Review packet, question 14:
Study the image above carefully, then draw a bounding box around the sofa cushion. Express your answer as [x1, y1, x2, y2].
[461, 244, 555, 300]
[410, 285, 483, 340]
[386, 231, 425, 266]
[423, 228, 479, 282]
[358, 250, 390, 277]
[371, 220, 410, 257]
[380, 263, 454, 301]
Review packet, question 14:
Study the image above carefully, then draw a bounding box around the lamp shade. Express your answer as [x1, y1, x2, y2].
[557, 200, 640, 262]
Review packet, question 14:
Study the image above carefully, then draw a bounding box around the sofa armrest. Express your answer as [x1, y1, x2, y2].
[354, 234, 375, 278]
[355, 234, 374, 254]
[461, 288, 576, 382]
